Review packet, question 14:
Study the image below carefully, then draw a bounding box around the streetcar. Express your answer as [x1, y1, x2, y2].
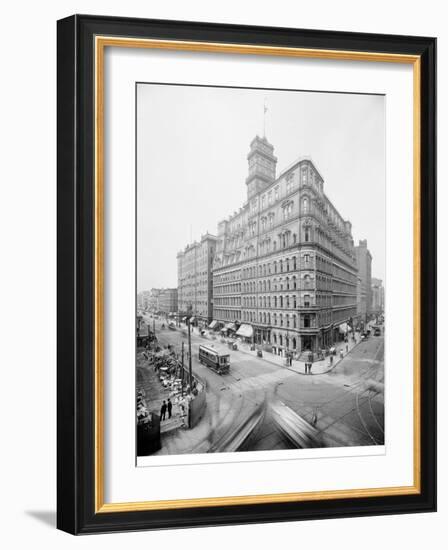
[198, 345, 230, 375]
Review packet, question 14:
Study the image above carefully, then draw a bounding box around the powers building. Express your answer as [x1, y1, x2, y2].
[212, 135, 358, 354]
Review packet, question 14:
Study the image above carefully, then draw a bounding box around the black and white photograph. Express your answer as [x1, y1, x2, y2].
[136, 83, 386, 457]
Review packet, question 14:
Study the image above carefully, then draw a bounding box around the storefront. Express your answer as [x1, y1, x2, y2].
[253, 326, 271, 345]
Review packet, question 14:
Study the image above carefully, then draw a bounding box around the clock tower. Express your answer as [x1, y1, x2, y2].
[245, 136, 277, 200]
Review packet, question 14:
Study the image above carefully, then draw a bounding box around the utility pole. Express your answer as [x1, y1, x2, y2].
[181, 341, 185, 397]
[152, 318, 156, 350]
[188, 319, 193, 393]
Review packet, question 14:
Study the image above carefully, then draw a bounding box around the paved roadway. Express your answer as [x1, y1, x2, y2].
[142, 314, 384, 451]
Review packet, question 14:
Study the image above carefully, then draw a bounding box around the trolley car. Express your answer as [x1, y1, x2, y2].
[198, 345, 230, 375]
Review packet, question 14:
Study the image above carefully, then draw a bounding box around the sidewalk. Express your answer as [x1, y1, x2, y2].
[205, 330, 362, 376]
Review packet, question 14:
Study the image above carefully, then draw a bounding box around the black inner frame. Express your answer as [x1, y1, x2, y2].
[57, 14, 436, 535]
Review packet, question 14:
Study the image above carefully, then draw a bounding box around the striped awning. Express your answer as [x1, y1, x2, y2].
[209, 320, 218, 329]
[236, 324, 253, 338]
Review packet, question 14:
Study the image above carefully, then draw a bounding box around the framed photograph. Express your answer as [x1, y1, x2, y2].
[57, 15, 436, 534]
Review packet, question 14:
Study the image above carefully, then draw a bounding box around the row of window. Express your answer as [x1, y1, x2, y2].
[242, 294, 313, 308]
[242, 254, 313, 279]
[242, 274, 314, 293]
[214, 283, 242, 295]
[241, 310, 315, 328]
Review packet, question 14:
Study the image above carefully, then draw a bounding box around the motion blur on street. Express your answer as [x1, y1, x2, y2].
[137, 312, 384, 456]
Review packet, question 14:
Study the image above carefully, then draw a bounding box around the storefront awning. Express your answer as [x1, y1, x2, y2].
[236, 324, 253, 338]
[189, 317, 196, 323]
[339, 322, 349, 333]
[224, 322, 236, 331]
[209, 320, 218, 329]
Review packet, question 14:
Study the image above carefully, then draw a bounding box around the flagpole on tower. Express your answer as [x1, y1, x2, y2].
[263, 98, 268, 138]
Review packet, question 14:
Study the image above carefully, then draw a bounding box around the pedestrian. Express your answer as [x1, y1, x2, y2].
[308, 362, 313, 374]
[330, 355, 334, 366]
[340, 349, 344, 359]
[304, 363, 308, 374]
[160, 400, 167, 421]
[167, 398, 173, 419]
[346, 343, 349, 353]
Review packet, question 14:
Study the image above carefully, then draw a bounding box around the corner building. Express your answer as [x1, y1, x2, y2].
[213, 136, 358, 354]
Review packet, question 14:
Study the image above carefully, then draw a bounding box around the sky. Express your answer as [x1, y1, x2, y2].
[137, 84, 385, 292]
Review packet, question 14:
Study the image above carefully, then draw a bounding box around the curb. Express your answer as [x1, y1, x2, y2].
[235, 338, 364, 376]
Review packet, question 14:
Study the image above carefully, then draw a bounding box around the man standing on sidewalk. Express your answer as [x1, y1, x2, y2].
[160, 400, 167, 421]
[167, 398, 173, 419]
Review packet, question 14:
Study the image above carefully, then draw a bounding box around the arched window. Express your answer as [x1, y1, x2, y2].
[293, 315, 297, 328]
[304, 274, 311, 289]
[304, 226, 310, 242]
[303, 197, 309, 214]
[304, 294, 311, 307]
[293, 276, 297, 290]
[293, 256, 297, 270]
[273, 313, 277, 325]
[293, 233, 297, 244]
[279, 334, 283, 346]
[286, 314, 289, 327]
[304, 315, 311, 328]
[273, 296, 277, 308]
[280, 260, 283, 272]
[280, 314, 283, 326]
[292, 337, 297, 349]
[279, 296, 283, 308]
[263, 312, 266, 324]
[273, 333, 277, 343]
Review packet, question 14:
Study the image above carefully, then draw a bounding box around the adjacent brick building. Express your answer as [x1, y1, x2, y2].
[177, 233, 217, 324]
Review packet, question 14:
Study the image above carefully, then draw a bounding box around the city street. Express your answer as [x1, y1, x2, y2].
[139, 313, 384, 454]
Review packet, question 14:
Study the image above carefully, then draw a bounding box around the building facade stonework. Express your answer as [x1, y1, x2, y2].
[158, 288, 178, 314]
[355, 239, 373, 323]
[371, 277, 384, 315]
[212, 136, 358, 354]
[177, 233, 217, 324]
